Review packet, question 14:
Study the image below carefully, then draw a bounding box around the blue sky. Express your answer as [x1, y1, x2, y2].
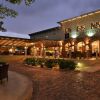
[2, 0, 100, 35]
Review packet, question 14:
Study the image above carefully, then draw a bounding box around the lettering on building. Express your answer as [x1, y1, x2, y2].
[91, 21, 100, 29]
[65, 28, 71, 33]
[65, 21, 100, 33]
[77, 25, 85, 32]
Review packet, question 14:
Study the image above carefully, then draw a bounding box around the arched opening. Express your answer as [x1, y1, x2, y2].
[77, 42, 85, 52]
[91, 40, 99, 57]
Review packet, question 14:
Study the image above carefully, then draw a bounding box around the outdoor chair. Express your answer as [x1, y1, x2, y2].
[0, 62, 9, 84]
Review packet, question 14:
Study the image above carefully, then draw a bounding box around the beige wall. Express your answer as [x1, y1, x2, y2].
[61, 12, 100, 33]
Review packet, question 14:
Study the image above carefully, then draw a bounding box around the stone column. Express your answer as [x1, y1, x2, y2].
[40, 43, 43, 57]
[85, 37, 92, 58]
[88, 40, 92, 58]
[61, 41, 66, 58]
[24, 46, 28, 56]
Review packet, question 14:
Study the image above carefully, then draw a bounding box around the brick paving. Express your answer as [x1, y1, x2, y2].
[8, 61, 100, 100]
[0, 71, 32, 100]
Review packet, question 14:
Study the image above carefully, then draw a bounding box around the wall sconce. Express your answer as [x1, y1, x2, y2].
[86, 29, 96, 37]
[70, 31, 79, 38]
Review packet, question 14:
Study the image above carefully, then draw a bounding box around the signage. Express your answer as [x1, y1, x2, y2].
[91, 21, 100, 29]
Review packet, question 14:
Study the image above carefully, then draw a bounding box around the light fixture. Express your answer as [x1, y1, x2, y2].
[70, 31, 79, 38]
[86, 29, 96, 37]
[24, 46, 28, 49]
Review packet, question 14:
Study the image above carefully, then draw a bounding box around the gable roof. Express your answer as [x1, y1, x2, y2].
[58, 9, 100, 24]
[29, 27, 59, 36]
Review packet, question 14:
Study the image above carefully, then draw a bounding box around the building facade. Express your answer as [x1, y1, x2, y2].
[29, 27, 64, 40]
[0, 9, 100, 58]
[29, 27, 64, 57]
[29, 9, 100, 58]
[0, 36, 32, 55]
[58, 9, 100, 58]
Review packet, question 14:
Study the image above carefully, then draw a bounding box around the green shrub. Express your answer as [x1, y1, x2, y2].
[36, 58, 45, 65]
[59, 60, 76, 70]
[45, 59, 57, 68]
[36, 58, 46, 68]
[24, 58, 37, 66]
[24, 58, 76, 70]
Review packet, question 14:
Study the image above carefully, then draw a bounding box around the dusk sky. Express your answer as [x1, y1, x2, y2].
[2, 0, 100, 35]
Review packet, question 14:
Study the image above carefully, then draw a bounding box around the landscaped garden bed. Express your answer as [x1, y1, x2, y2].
[24, 58, 77, 70]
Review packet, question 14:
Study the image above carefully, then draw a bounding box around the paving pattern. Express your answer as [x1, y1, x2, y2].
[9, 62, 100, 100]
[0, 71, 32, 100]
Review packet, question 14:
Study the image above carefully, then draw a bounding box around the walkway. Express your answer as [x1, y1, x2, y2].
[0, 56, 100, 100]
[0, 71, 32, 100]
[75, 59, 100, 72]
[9, 63, 100, 100]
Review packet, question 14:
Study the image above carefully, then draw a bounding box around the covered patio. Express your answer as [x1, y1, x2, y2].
[0, 36, 33, 55]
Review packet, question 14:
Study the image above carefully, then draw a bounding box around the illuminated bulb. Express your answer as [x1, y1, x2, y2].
[86, 29, 95, 37]
[70, 31, 78, 38]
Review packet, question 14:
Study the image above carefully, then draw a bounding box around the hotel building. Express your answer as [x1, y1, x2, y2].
[58, 9, 100, 58]
[29, 9, 100, 58]
[0, 9, 100, 58]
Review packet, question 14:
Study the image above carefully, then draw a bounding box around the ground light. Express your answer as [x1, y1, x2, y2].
[76, 62, 89, 71]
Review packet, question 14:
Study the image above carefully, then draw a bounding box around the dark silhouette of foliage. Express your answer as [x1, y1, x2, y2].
[0, 5, 18, 19]
[0, 0, 35, 19]
[0, 0, 35, 31]
[6, 0, 35, 6]
[0, 21, 7, 32]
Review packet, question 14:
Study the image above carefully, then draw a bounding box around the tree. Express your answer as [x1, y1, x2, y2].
[0, 0, 35, 19]
[0, 21, 6, 32]
[0, 5, 18, 19]
[0, 0, 35, 31]
[6, 0, 35, 6]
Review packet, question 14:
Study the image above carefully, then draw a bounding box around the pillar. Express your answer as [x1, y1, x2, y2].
[88, 40, 92, 58]
[61, 41, 66, 58]
[24, 46, 28, 56]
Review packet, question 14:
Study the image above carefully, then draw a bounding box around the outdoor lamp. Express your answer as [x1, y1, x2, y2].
[70, 31, 79, 38]
[86, 29, 96, 37]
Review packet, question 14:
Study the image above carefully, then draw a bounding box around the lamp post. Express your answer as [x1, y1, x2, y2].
[24, 46, 28, 57]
